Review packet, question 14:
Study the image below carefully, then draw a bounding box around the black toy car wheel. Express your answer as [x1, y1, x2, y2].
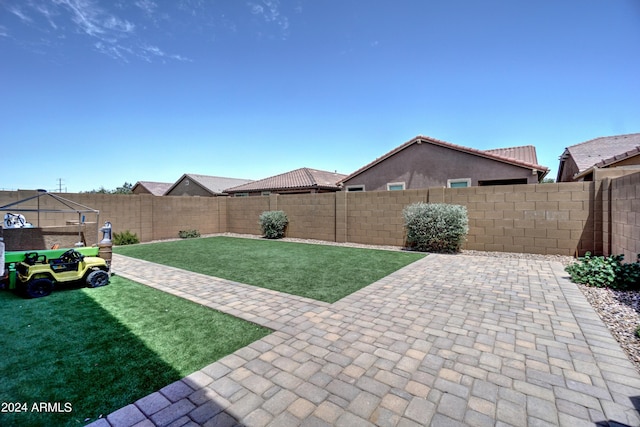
[86, 270, 109, 288]
[24, 278, 54, 298]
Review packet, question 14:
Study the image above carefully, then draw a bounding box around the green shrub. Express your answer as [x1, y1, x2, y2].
[565, 252, 640, 290]
[402, 202, 468, 253]
[259, 211, 288, 239]
[113, 230, 140, 246]
[179, 229, 201, 239]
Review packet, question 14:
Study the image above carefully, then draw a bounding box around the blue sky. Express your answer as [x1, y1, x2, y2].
[2, 0, 639, 192]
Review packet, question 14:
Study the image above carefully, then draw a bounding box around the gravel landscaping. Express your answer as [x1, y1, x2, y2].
[578, 285, 640, 372]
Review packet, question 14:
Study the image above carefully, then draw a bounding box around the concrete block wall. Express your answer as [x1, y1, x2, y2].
[346, 189, 427, 246]
[275, 193, 336, 242]
[610, 171, 640, 262]
[150, 195, 222, 241]
[0, 191, 224, 247]
[2, 176, 637, 257]
[226, 196, 269, 236]
[441, 183, 595, 255]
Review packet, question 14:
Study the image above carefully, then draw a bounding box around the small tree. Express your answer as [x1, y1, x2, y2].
[403, 202, 468, 253]
[259, 211, 288, 239]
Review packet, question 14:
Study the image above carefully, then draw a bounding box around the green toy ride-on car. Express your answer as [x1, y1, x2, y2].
[15, 248, 110, 298]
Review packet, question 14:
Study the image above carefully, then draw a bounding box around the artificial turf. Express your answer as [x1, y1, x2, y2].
[114, 236, 426, 303]
[0, 276, 270, 427]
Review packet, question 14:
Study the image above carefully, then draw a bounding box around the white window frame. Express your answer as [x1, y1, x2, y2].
[447, 178, 471, 188]
[234, 192, 249, 197]
[346, 185, 365, 192]
[387, 182, 405, 191]
[261, 191, 271, 196]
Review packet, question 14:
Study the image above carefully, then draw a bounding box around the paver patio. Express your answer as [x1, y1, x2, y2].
[88, 252, 640, 427]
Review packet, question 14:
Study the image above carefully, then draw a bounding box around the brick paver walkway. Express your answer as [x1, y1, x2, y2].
[88, 252, 640, 427]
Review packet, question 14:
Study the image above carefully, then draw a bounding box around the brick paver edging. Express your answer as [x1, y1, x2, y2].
[85, 253, 640, 427]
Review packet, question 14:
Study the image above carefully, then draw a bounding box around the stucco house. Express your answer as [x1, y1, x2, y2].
[132, 181, 173, 196]
[165, 174, 254, 197]
[225, 168, 346, 196]
[557, 133, 640, 182]
[340, 135, 549, 191]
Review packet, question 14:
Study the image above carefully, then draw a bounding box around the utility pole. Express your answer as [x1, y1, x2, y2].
[57, 178, 64, 193]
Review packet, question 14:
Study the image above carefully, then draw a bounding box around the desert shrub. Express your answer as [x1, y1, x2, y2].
[402, 202, 468, 253]
[179, 229, 201, 239]
[565, 252, 640, 290]
[259, 211, 288, 239]
[113, 230, 139, 246]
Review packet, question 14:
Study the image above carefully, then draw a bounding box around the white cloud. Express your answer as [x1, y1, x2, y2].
[0, 0, 188, 63]
[103, 15, 135, 33]
[250, 4, 264, 15]
[134, 0, 157, 16]
[247, 0, 290, 38]
[52, 0, 134, 38]
[94, 41, 130, 62]
[34, 3, 59, 29]
[140, 44, 192, 63]
[7, 5, 33, 23]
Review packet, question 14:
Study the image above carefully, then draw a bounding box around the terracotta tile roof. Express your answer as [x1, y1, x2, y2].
[225, 168, 346, 193]
[485, 145, 539, 165]
[565, 133, 640, 173]
[133, 181, 173, 196]
[341, 135, 549, 183]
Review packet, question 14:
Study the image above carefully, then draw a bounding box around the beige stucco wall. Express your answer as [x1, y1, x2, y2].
[165, 178, 213, 197]
[342, 142, 540, 191]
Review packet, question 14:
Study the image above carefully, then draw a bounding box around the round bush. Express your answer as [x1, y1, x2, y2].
[259, 210, 288, 239]
[402, 202, 468, 253]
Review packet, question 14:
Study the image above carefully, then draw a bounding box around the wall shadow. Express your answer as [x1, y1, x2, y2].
[594, 395, 640, 427]
[0, 283, 242, 427]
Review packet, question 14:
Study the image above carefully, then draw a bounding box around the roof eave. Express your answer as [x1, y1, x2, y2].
[573, 166, 596, 181]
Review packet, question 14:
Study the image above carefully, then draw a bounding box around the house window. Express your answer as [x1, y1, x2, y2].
[346, 185, 365, 192]
[387, 182, 405, 191]
[447, 178, 471, 188]
[261, 191, 271, 196]
[234, 192, 249, 197]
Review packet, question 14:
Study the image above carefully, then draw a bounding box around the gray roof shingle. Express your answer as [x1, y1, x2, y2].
[185, 174, 254, 194]
[165, 174, 254, 195]
[566, 133, 640, 173]
[133, 181, 173, 196]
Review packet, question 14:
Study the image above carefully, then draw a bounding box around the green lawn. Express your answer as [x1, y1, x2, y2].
[114, 236, 426, 303]
[0, 277, 270, 427]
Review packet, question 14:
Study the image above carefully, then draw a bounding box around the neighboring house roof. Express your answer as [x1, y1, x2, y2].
[132, 181, 173, 196]
[166, 174, 254, 196]
[225, 168, 346, 193]
[563, 133, 640, 173]
[485, 145, 539, 165]
[342, 135, 549, 183]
